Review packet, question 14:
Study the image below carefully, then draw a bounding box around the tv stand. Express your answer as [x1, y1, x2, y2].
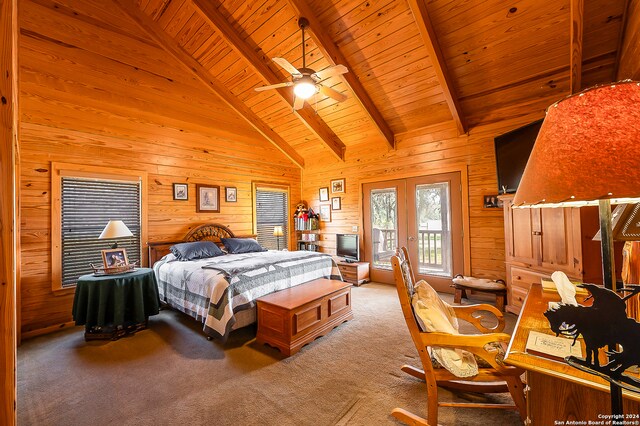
[336, 261, 370, 286]
[343, 258, 356, 264]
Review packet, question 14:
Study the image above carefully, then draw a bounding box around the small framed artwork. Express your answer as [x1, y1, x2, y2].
[319, 187, 329, 202]
[331, 178, 345, 194]
[173, 183, 188, 200]
[225, 187, 237, 203]
[319, 205, 331, 222]
[196, 184, 220, 213]
[331, 197, 341, 210]
[483, 195, 502, 209]
[102, 248, 129, 268]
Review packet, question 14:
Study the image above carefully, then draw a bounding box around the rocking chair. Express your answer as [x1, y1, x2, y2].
[391, 247, 526, 425]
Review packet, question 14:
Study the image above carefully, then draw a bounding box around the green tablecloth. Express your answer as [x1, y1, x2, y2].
[72, 268, 160, 328]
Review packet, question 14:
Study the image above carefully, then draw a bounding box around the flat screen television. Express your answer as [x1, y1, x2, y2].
[336, 234, 359, 262]
[494, 119, 543, 193]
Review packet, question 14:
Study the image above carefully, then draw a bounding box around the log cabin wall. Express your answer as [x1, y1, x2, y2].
[18, 0, 301, 337]
[618, 0, 640, 80]
[301, 115, 545, 282]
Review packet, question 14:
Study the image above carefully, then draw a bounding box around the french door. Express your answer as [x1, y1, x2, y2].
[363, 172, 463, 292]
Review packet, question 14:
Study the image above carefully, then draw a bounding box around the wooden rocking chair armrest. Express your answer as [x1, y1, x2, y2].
[451, 304, 505, 333]
[420, 331, 511, 348]
[420, 332, 521, 375]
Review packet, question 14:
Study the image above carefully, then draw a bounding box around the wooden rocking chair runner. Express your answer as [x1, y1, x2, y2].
[391, 247, 526, 426]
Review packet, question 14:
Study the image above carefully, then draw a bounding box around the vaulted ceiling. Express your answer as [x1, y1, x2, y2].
[113, 0, 628, 167]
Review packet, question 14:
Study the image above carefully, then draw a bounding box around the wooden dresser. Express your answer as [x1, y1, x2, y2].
[336, 261, 370, 286]
[501, 194, 611, 314]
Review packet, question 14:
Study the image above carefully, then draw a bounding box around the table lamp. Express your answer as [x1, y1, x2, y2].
[273, 225, 284, 250]
[513, 81, 640, 415]
[98, 220, 133, 249]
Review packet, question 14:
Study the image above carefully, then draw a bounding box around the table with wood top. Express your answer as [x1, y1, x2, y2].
[505, 284, 640, 424]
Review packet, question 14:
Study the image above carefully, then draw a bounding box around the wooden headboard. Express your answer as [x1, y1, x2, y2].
[147, 223, 256, 266]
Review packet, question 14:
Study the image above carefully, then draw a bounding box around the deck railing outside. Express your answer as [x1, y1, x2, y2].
[373, 228, 444, 272]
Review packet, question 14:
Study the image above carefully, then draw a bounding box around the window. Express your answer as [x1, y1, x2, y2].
[254, 185, 289, 250]
[52, 163, 147, 290]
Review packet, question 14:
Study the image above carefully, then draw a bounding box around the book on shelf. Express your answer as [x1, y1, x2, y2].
[525, 330, 583, 361]
[541, 278, 588, 295]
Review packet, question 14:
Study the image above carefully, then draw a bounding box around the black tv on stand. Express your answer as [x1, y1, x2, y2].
[336, 234, 359, 263]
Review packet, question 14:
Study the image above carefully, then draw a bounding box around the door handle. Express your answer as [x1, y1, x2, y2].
[408, 236, 416, 241]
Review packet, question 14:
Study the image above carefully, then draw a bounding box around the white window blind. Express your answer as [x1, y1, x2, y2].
[61, 177, 141, 287]
[255, 188, 288, 250]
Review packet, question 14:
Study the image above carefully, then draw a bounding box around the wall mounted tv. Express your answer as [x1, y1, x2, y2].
[336, 233, 359, 262]
[494, 119, 543, 193]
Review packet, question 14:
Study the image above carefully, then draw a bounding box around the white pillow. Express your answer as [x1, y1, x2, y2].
[411, 280, 478, 378]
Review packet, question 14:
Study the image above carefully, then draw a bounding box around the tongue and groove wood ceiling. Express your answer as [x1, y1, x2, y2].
[113, 0, 627, 167]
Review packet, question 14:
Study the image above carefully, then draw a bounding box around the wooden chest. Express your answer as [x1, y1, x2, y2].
[256, 279, 353, 356]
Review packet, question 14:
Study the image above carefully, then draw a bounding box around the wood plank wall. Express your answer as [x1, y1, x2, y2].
[1, 0, 18, 422]
[301, 114, 548, 283]
[618, 0, 640, 80]
[18, 0, 300, 336]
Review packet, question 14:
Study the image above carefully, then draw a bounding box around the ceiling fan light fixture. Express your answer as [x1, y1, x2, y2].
[293, 80, 316, 99]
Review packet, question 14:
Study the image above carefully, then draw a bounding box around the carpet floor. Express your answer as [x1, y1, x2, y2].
[18, 283, 522, 426]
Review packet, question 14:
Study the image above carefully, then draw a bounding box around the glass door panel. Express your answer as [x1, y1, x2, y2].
[415, 182, 451, 277]
[370, 188, 398, 270]
[363, 179, 406, 284]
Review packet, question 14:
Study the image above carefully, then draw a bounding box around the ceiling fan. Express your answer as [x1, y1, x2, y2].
[254, 17, 349, 110]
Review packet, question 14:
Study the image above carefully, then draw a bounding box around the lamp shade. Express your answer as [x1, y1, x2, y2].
[98, 220, 133, 239]
[513, 81, 640, 208]
[273, 226, 284, 237]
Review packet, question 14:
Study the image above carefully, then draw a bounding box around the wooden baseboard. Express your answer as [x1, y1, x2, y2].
[21, 321, 78, 341]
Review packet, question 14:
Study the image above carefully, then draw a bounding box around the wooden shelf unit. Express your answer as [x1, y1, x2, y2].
[336, 261, 370, 286]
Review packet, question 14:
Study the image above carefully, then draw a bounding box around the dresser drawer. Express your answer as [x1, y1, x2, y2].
[510, 267, 550, 290]
[510, 285, 529, 309]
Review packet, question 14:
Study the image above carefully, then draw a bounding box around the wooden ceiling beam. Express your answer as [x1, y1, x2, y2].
[112, 0, 305, 168]
[570, 0, 584, 94]
[285, 0, 396, 150]
[190, 0, 345, 161]
[407, 0, 467, 135]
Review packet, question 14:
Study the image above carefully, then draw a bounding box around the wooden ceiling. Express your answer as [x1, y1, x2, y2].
[113, 0, 628, 166]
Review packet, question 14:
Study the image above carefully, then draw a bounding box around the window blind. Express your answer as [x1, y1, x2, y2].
[61, 177, 141, 287]
[255, 189, 288, 250]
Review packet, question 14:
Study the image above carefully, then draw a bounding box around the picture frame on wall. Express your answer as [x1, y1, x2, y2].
[196, 184, 220, 213]
[225, 187, 237, 203]
[319, 187, 329, 202]
[173, 183, 188, 200]
[331, 178, 345, 194]
[331, 197, 341, 210]
[319, 205, 331, 222]
[483, 195, 501, 209]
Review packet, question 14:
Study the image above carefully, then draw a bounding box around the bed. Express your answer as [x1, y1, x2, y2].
[148, 224, 342, 340]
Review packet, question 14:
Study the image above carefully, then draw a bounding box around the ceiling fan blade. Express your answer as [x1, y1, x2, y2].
[312, 64, 348, 81]
[319, 85, 347, 102]
[272, 57, 302, 77]
[293, 95, 305, 110]
[254, 81, 293, 92]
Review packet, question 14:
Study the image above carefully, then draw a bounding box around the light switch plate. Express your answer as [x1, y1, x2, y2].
[352, 225, 359, 232]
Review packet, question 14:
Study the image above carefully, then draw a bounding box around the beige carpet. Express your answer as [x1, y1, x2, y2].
[18, 283, 522, 426]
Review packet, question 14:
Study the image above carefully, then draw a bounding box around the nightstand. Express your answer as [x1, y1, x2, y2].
[72, 268, 160, 341]
[336, 261, 370, 286]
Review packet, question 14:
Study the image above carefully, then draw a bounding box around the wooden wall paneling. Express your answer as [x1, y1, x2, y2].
[112, 0, 305, 168]
[190, 0, 346, 161]
[570, 0, 584, 94]
[285, 0, 396, 150]
[18, 0, 301, 335]
[301, 118, 535, 282]
[406, 0, 466, 135]
[0, 0, 18, 423]
[617, 0, 640, 79]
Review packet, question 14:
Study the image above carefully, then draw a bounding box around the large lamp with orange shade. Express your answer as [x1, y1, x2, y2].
[513, 81, 640, 416]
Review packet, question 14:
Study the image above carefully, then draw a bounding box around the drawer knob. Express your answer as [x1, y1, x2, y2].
[515, 276, 522, 280]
